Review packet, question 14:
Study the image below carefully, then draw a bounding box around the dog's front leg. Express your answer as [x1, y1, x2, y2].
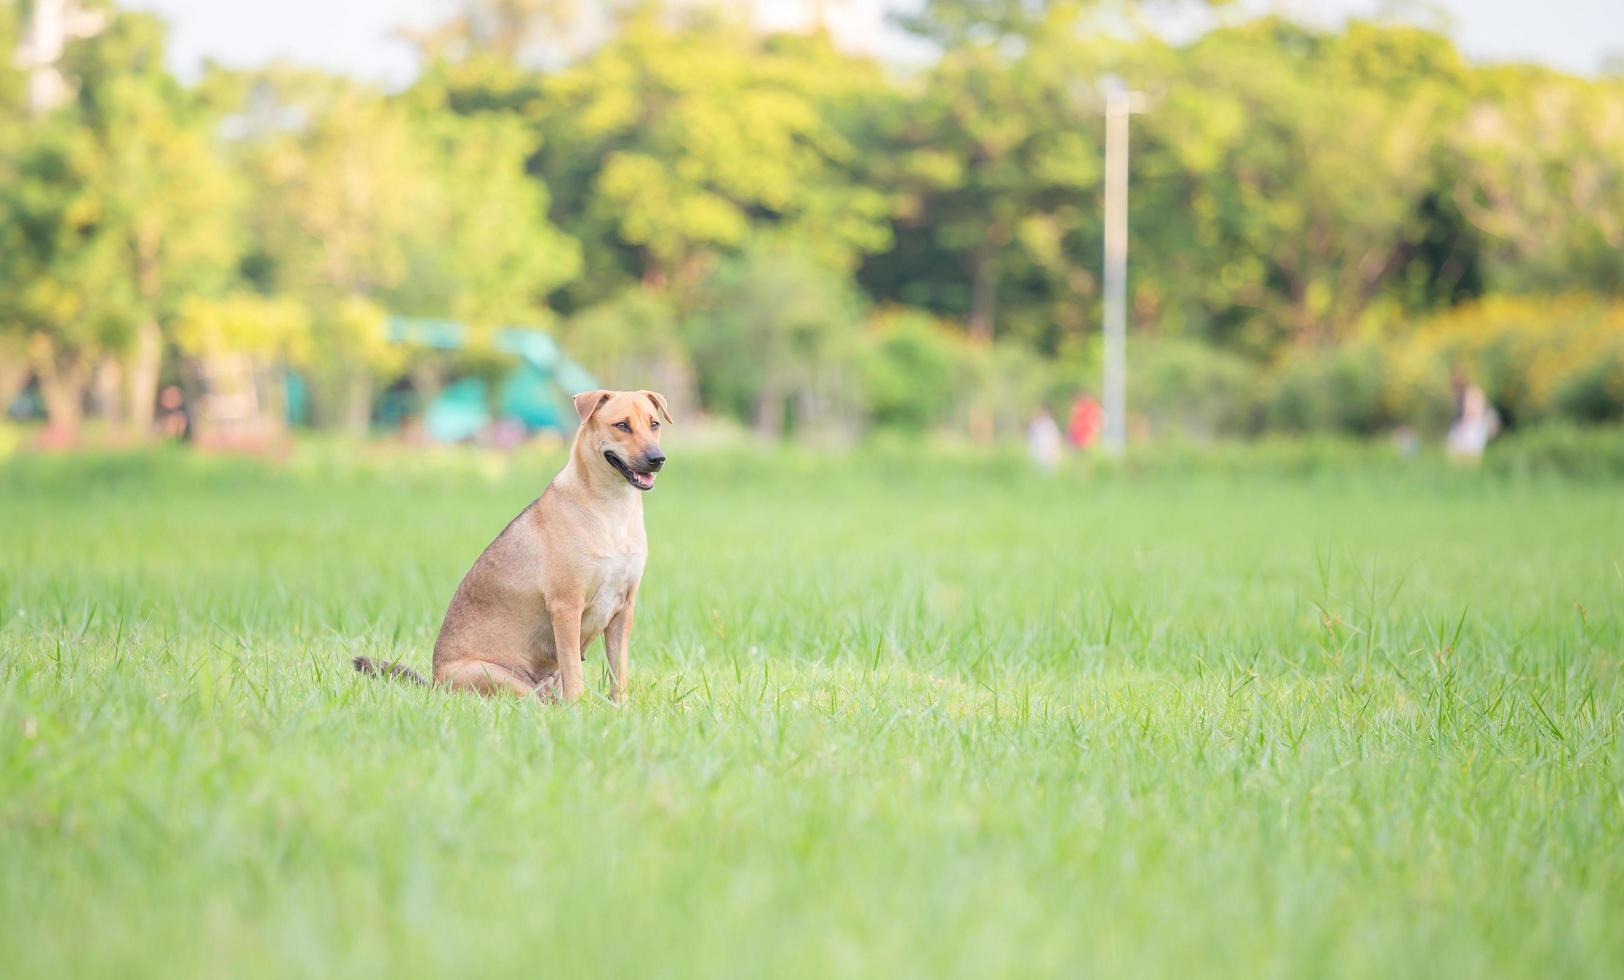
[604, 594, 636, 705]
[550, 602, 585, 702]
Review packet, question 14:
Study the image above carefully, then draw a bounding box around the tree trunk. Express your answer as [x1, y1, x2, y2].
[92, 356, 124, 425]
[29, 338, 90, 445]
[967, 247, 997, 345]
[753, 383, 783, 441]
[344, 371, 372, 436]
[125, 318, 162, 440]
[0, 341, 29, 419]
[409, 362, 445, 406]
[964, 248, 998, 442]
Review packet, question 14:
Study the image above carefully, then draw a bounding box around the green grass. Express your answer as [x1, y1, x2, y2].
[1, 445, 1620, 978]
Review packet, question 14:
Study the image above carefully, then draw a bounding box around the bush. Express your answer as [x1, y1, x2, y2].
[1128, 337, 1260, 439]
[1265, 343, 1393, 435]
[1378, 341, 1456, 436]
[687, 242, 867, 439]
[173, 293, 311, 361]
[559, 289, 695, 412]
[960, 340, 1057, 440]
[303, 297, 400, 432]
[1404, 296, 1624, 428]
[1551, 333, 1624, 425]
[1485, 423, 1624, 480]
[859, 310, 965, 432]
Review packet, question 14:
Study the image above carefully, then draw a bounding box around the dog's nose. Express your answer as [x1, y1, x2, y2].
[644, 450, 666, 471]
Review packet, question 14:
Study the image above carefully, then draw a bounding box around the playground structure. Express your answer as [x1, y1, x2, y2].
[384, 317, 600, 443]
[165, 317, 598, 447]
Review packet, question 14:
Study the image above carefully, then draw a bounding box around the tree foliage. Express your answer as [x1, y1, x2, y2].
[537, 10, 892, 304]
[4, 0, 1622, 442]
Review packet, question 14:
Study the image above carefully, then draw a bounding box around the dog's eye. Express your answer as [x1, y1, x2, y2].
[614, 421, 632, 432]
[649, 420, 660, 430]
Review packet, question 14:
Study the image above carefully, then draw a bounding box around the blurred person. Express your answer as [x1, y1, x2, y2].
[154, 385, 190, 442]
[1067, 392, 1103, 449]
[1446, 383, 1500, 461]
[484, 417, 529, 451]
[1027, 407, 1062, 471]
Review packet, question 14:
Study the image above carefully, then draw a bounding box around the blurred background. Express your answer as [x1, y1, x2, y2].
[2, 0, 1621, 459]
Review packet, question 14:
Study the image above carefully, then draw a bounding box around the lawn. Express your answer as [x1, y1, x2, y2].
[1, 444, 1620, 978]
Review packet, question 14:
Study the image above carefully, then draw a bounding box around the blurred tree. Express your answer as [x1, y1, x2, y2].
[859, 309, 966, 432]
[394, 102, 582, 326]
[1449, 68, 1624, 297]
[892, 0, 1050, 47]
[61, 9, 240, 437]
[172, 292, 311, 363]
[859, 24, 1101, 348]
[0, 120, 129, 440]
[0, 1, 23, 115]
[241, 71, 578, 430]
[0, 6, 234, 440]
[559, 288, 697, 414]
[536, 11, 891, 309]
[406, 0, 589, 65]
[171, 291, 310, 435]
[1126, 19, 1444, 352]
[895, 1, 1232, 48]
[242, 79, 424, 431]
[247, 80, 433, 308]
[688, 240, 867, 438]
[6, 0, 1624, 443]
[0, 0, 31, 415]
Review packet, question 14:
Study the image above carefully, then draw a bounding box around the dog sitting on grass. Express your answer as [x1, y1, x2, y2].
[355, 389, 670, 703]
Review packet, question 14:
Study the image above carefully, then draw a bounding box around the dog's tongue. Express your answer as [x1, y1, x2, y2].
[635, 472, 655, 488]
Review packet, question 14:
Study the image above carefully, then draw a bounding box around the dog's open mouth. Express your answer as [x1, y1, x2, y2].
[605, 452, 657, 491]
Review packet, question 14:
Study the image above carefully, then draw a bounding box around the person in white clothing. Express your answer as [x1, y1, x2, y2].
[1447, 383, 1500, 461]
[1027, 408, 1063, 471]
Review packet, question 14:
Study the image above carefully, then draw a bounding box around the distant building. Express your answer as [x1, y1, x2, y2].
[12, 0, 105, 114]
[748, 0, 890, 56]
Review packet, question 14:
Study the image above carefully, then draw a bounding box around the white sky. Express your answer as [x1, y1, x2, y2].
[122, 0, 1624, 86]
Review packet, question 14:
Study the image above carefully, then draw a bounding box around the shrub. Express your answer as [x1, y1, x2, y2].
[960, 340, 1057, 440]
[1378, 340, 1456, 436]
[172, 293, 312, 361]
[1551, 334, 1624, 425]
[1265, 343, 1393, 435]
[1486, 423, 1624, 480]
[559, 289, 695, 412]
[303, 297, 401, 432]
[1128, 337, 1261, 439]
[686, 242, 867, 438]
[859, 310, 965, 432]
[1404, 296, 1624, 427]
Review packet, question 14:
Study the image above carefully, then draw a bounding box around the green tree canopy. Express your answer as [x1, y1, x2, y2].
[536, 10, 892, 306]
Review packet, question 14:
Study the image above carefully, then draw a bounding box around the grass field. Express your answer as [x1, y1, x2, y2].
[1, 444, 1620, 978]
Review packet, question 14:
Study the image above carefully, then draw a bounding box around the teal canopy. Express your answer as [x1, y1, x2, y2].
[425, 377, 492, 443]
[387, 317, 597, 441]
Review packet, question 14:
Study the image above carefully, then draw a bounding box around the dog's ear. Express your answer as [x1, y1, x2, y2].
[573, 390, 612, 422]
[640, 390, 673, 424]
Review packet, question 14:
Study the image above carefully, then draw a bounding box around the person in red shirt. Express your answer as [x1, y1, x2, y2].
[1067, 392, 1102, 449]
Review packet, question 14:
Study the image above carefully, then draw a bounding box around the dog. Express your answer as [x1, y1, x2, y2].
[355, 389, 669, 703]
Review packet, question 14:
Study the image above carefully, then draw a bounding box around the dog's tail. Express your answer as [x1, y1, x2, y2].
[353, 657, 430, 686]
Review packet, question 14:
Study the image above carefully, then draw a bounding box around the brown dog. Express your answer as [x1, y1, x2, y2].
[355, 389, 669, 703]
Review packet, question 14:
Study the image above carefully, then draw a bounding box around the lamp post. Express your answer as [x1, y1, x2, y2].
[1098, 76, 1146, 455]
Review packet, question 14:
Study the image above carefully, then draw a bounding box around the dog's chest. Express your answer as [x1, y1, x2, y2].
[580, 551, 644, 639]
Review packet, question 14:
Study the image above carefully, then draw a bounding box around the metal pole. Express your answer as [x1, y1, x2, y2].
[1101, 89, 1130, 454]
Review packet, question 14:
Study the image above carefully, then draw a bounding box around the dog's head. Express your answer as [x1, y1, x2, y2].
[572, 389, 671, 492]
